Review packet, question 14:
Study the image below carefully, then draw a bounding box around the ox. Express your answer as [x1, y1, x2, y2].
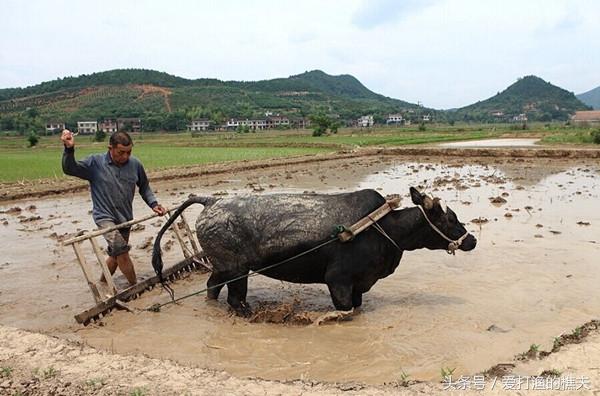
[152, 187, 476, 316]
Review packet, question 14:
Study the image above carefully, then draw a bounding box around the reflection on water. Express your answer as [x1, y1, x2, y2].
[1, 155, 599, 384]
[438, 138, 539, 148]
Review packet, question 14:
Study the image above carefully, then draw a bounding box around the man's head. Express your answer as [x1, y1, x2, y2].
[108, 131, 133, 166]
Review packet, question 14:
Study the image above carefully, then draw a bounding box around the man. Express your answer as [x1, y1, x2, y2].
[61, 129, 167, 286]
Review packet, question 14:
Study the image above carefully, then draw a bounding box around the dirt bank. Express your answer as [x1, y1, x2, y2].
[2, 324, 600, 395]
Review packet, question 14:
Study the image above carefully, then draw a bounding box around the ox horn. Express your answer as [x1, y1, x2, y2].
[423, 194, 434, 210]
[438, 198, 447, 213]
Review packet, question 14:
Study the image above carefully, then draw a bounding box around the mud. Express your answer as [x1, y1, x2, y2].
[1, 149, 600, 392]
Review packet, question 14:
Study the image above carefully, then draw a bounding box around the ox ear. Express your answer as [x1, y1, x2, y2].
[410, 187, 423, 206]
[410, 187, 433, 209]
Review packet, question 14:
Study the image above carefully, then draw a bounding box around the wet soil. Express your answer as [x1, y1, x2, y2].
[1, 148, 600, 393]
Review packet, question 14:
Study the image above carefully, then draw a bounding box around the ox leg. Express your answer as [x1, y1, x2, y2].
[226, 276, 252, 317]
[326, 282, 353, 311]
[352, 289, 363, 308]
[206, 272, 226, 300]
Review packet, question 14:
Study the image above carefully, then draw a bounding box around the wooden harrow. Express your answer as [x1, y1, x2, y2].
[62, 209, 211, 325]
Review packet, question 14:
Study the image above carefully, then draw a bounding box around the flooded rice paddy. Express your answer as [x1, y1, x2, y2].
[1, 154, 599, 384]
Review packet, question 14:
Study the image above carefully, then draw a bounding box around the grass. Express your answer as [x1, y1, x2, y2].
[440, 367, 456, 380]
[0, 366, 13, 378]
[396, 370, 411, 386]
[130, 387, 148, 396]
[85, 377, 107, 389]
[1, 123, 597, 183]
[540, 130, 596, 144]
[540, 368, 562, 377]
[42, 366, 58, 379]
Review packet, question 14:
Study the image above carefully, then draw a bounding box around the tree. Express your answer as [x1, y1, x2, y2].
[309, 112, 333, 136]
[94, 129, 106, 142]
[591, 129, 600, 144]
[25, 107, 39, 118]
[0, 116, 16, 131]
[27, 131, 39, 147]
[236, 124, 250, 133]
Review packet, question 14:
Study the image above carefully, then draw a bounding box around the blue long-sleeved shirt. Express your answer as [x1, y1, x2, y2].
[62, 147, 157, 225]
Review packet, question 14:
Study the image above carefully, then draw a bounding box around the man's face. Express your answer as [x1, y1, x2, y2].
[108, 143, 132, 166]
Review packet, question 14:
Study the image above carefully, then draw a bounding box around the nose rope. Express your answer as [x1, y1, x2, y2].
[417, 205, 469, 255]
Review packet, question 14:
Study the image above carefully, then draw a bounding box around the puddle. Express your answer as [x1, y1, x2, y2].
[1, 155, 599, 384]
[438, 138, 540, 148]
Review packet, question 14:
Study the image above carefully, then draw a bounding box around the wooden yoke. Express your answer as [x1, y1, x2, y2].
[338, 197, 402, 242]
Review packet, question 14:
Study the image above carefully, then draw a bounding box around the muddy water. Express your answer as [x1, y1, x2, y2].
[1, 156, 599, 384]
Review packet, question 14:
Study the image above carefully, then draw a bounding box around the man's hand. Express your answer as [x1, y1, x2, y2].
[152, 204, 167, 216]
[61, 129, 75, 148]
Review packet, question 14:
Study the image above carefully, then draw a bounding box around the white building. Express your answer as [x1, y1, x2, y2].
[77, 121, 97, 135]
[45, 122, 65, 133]
[386, 114, 403, 124]
[188, 119, 211, 131]
[226, 119, 239, 129]
[512, 114, 528, 122]
[422, 114, 431, 122]
[357, 115, 374, 128]
[266, 116, 290, 129]
[99, 119, 117, 134]
[228, 119, 267, 130]
[240, 119, 266, 130]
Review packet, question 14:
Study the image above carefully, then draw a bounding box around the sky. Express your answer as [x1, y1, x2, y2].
[1, 0, 599, 109]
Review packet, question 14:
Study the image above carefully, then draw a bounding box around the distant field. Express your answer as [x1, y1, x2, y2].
[0, 146, 331, 182]
[0, 124, 597, 182]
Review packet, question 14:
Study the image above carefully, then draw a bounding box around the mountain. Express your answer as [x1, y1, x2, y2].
[0, 69, 423, 128]
[455, 76, 591, 122]
[577, 86, 600, 109]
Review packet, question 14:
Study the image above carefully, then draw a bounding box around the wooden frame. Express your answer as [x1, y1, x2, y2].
[63, 208, 211, 325]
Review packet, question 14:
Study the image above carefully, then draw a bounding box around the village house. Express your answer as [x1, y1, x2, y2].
[188, 119, 212, 131]
[241, 119, 267, 130]
[571, 110, 600, 125]
[98, 119, 118, 134]
[45, 121, 65, 134]
[422, 114, 431, 122]
[357, 115, 374, 128]
[386, 114, 403, 125]
[226, 119, 239, 130]
[512, 114, 528, 122]
[77, 121, 98, 135]
[227, 119, 267, 131]
[117, 118, 142, 132]
[266, 115, 290, 129]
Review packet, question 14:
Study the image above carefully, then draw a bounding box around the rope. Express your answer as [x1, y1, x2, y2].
[367, 215, 402, 252]
[147, 237, 338, 312]
[416, 205, 468, 255]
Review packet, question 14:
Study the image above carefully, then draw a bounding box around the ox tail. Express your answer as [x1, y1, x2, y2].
[152, 195, 217, 300]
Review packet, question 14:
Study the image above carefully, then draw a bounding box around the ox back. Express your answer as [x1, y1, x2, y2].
[195, 189, 386, 283]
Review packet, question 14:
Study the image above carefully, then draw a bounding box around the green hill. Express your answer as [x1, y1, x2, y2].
[455, 76, 591, 122]
[0, 69, 423, 131]
[577, 86, 600, 110]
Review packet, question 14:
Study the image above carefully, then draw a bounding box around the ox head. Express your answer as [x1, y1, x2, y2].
[409, 187, 477, 253]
